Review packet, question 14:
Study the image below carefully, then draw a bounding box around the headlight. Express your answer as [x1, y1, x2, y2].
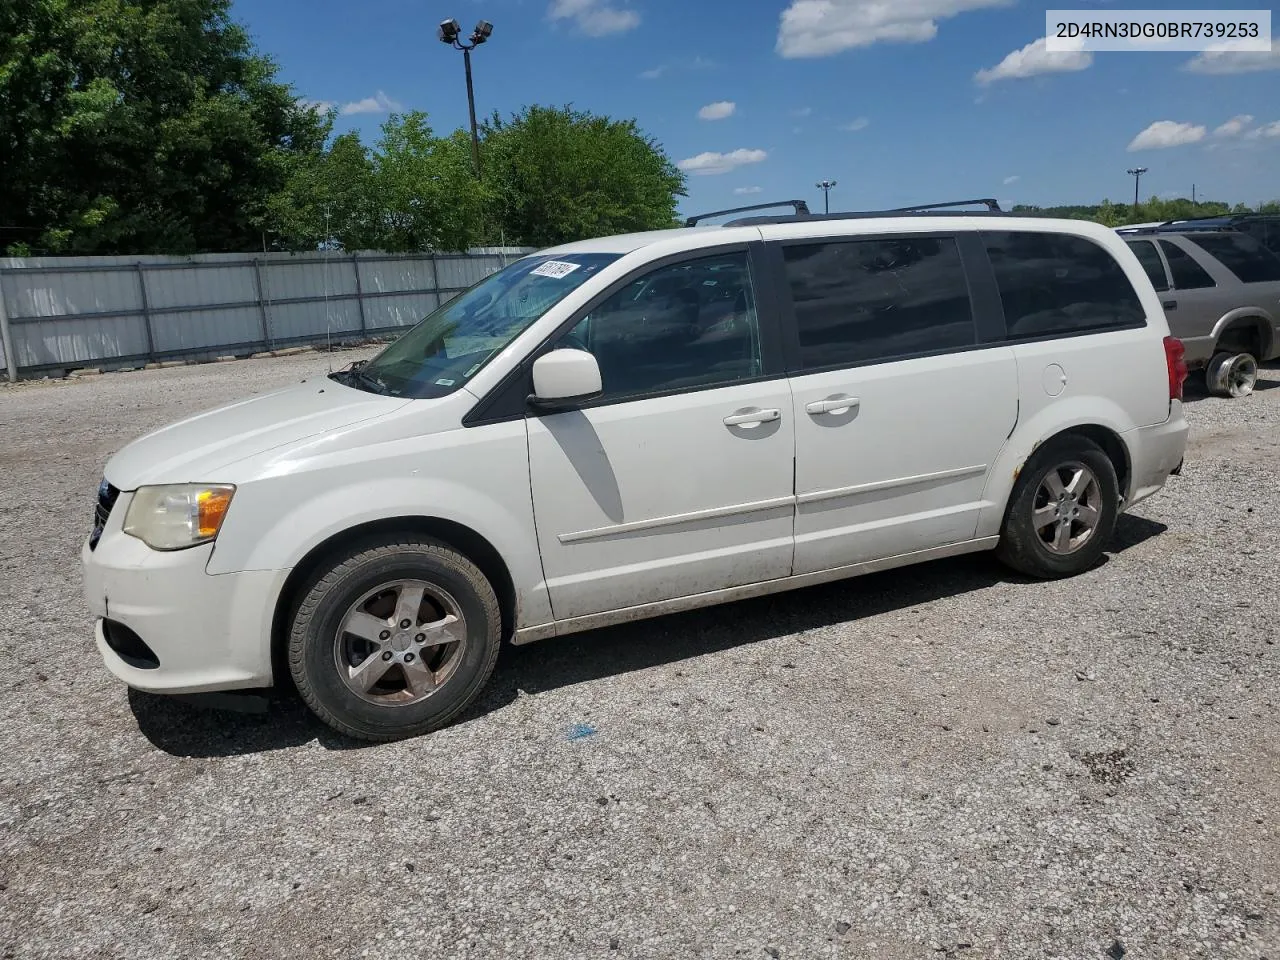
[123, 484, 236, 551]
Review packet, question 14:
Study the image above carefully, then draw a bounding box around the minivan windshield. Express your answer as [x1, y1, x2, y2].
[336, 252, 621, 398]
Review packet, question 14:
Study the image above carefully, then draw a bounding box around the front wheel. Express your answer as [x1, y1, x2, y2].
[996, 436, 1120, 579]
[288, 538, 502, 741]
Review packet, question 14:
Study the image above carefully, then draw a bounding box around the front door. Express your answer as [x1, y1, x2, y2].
[526, 249, 796, 623]
[770, 233, 1019, 574]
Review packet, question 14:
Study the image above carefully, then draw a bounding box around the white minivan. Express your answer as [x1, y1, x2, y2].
[82, 203, 1190, 740]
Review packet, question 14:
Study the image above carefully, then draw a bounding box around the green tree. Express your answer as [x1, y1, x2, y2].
[269, 112, 490, 253]
[267, 128, 378, 250]
[0, 0, 327, 254]
[481, 104, 686, 247]
[372, 114, 488, 252]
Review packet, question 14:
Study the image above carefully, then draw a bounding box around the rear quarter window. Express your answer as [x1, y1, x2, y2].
[1183, 233, 1280, 284]
[983, 231, 1146, 340]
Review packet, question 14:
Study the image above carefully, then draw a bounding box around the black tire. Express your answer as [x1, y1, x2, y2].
[288, 538, 501, 741]
[996, 435, 1120, 580]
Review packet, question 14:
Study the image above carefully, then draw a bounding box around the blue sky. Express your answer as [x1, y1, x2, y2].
[236, 0, 1280, 218]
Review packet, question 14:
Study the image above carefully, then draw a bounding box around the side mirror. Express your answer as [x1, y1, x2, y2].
[529, 348, 603, 410]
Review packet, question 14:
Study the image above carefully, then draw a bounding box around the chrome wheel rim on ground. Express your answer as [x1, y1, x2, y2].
[334, 579, 467, 705]
[1227, 354, 1257, 398]
[1032, 461, 1102, 556]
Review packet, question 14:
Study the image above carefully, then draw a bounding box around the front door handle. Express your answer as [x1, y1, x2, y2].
[806, 397, 860, 416]
[1162, 299, 1178, 311]
[723, 408, 780, 427]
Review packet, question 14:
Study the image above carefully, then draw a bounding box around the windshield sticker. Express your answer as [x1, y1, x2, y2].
[464, 363, 482, 377]
[531, 260, 582, 279]
[435, 378, 456, 386]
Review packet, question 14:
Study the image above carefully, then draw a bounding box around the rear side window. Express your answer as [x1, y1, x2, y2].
[780, 236, 975, 369]
[1126, 239, 1170, 292]
[1158, 240, 1216, 290]
[1183, 233, 1280, 284]
[983, 231, 1146, 339]
[1237, 220, 1280, 257]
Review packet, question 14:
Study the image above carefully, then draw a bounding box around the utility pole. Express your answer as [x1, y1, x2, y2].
[1126, 167, 1148, 215]
[815, 179, 837, 215]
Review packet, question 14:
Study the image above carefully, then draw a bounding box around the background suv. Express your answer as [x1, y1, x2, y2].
[1120, 223, 1280, 398]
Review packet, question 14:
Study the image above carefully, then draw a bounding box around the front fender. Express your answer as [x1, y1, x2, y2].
[205, 411, 553, 629]
[976, 395, 1136, 539]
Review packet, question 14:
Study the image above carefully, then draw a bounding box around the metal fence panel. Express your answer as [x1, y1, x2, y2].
[2, 265, 138, 319]
[152, 307, 262, 354]
[147, 264, 257, 310]
[363, 293, 439, 330]
[13, 313, 150, 367]
[0, 247, 535, 379]
[270, 300, 363, 341]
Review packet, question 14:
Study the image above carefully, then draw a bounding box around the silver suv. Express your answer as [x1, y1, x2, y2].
[1119, 225, 1280, 398]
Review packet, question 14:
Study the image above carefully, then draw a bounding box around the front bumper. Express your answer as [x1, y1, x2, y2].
[1123, 401, 1190, 510]
[82, 492, 285, 694]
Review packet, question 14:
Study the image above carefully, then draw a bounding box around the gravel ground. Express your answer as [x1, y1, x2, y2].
[0, 353, 1277, 960]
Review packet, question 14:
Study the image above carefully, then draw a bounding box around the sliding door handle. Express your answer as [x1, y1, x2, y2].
[806, 397, 860, 416]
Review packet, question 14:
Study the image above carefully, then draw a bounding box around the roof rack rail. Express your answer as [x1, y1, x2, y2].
[889, 198, 1002, 213]
[685, 199, 811, 227]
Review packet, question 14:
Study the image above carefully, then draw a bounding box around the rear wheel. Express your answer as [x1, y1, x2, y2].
[288, 538, 501, 741]
[1206, 350, 1257, 398]
[996, 436, 1120, 579]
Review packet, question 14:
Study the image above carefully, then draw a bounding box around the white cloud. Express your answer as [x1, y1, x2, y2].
[777, 0, 1012, 59]
[734, 186, 764, 195]
[1245, 121, 1280, 140]
[840, 117, 870, 131]
[698, 101, 737, 121]
[548, 0, 639, 36]
[974, 37, 1092, 85]
[677, 148, 768, 175]
[297, 98, 335, 114]
[638, 55, 715, 79]
[1003, 175, 1020, 185]
[1184, 47, 1280, 74]
[1213, 114, 1255, 138]
[1127, 120, 1207, 151]
[340, 91, 403, 115]
[792, 106, 813, 117]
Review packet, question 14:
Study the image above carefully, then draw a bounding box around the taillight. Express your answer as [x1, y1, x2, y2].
[1164, 336, 1188, 401]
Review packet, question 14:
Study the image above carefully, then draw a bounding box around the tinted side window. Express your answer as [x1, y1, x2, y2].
[984, 231, 1146, 338]
[556, 252, 762, 401]
[1158, 240, 1216, 289]
[1237, 220, 1280, 258]
[781, 236, 974, 369]
[1126, 239, 1170, 292]
[1184, 233, 1280, 284]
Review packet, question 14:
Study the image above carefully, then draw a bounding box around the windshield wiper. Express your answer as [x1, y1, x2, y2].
[330, 364, 391, 395]
[352, 368, 391, 395]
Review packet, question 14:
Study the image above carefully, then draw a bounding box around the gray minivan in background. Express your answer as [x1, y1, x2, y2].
[1119, 221, 1280, 398]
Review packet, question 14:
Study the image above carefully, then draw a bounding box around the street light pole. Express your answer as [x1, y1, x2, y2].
[815, 179, 837, 214]
[1126, 166, 1148, 215]
[462, 47, 480, 177]
[439, 18, 493, 179]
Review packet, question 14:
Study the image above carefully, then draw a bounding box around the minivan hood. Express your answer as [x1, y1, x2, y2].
[104, 378, 410, 488]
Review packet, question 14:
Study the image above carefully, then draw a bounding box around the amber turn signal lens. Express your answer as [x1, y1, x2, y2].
[197, 488, 235, 538]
